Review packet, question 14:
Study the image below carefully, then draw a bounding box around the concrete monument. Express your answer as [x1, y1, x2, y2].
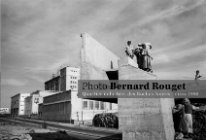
[80, 33, 119, 80]
[79, 33, 175, 140]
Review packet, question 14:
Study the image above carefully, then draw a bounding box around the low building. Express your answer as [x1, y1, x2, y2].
[0, 108, 10, 114]
[45, 66, 80, 92]
[43, 66, 118, 123]
[59, 66, 80, 91]
[41, 90, 71, 121]
[24, 90, 56, 118]
[45, 76, 60, 91]
[40, 90, 117, 124]
[10, 93, 30, 116]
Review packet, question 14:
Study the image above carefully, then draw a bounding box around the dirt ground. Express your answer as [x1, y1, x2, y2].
[0, 121, 84, 140]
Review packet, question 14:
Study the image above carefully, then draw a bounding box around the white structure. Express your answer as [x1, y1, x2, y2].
[25, 90, 56, 117]
[43, 65, 118, 123]
[60, 66, 80, 91]
[10, 93, 30, 116]
[60, 66, 118, 122]
[80, 33, 119, 71]
[71, 91, 118, 123]
[0, 108, 10, 114]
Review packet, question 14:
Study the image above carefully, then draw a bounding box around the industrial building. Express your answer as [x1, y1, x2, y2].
[10, 93, 30, 116]
[59, 66, 80, 91]
[44, 66, 80, 91]
[44, 76, 60, 91]
[39, 90, 117, 124]
[43, 66, 118, 123]
[0, 108, 10, 114]
[24, 90, 56, 118]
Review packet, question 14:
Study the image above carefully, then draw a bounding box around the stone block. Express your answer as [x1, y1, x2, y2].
[80, 33, 119, 71]
[118, 64, 174, 140]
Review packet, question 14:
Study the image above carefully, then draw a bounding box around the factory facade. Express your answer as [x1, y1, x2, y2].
[39, 90, 117, 124]
[24, 90, 56, 118]
[41, 66, 117, 123]
[10, 93, 31, 116]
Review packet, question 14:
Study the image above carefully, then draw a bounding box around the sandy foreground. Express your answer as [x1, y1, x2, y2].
[0, 122, 55, 140]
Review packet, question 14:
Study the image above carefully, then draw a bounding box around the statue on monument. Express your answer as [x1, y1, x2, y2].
[125, 41, 153, 72]
[125, 41, 134, 59]
[195, 70, 202, 80]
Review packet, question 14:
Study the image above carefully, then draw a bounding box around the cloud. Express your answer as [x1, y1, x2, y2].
[1, 0, 206, 107]
[1, 78, 27, 86]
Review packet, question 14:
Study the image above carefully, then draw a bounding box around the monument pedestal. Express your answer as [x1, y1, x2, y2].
[79, 33, 175, 140]
[118, 58, 175, 140]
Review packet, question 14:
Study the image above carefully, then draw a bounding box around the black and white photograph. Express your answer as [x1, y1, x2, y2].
[1, 0, 206, 140]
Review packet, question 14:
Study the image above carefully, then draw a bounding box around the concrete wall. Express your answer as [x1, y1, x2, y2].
[119, 57, 157, 80]
[0, 108, 10, 114]
[42, 91, 71, 122]
[24, 90, 56, 117]
[81, 33, 119, 70]
[11, 93, 30, 116]
[25, 96, 32, 116]
[80, 33, 119, 80]
[60, 66, 80, 91]
[71, 91, 118, 124]
[65, 67, 80, 91]
[118, 63, 175, 140]
[45, 76, 60, 91]
[43, 102, 71, 122]
[71, 90, 82, 121]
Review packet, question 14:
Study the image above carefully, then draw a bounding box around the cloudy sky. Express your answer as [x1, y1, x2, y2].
[1, 0, 206, 107]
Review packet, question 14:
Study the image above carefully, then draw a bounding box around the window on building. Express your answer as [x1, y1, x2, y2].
[89, 101, 93, 109]
[100, 102, 104, 110]
[110, 103, 112, 110]
[83, 101, 88, 109]
[95, 101, 99, 110]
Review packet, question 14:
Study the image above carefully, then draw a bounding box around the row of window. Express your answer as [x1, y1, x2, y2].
[71, 76, 78, 79]
[70, 81, 77, 84]
[70, 85, 77, 89]
[71, 70, 78, 73]
[82, 101, 112, 110]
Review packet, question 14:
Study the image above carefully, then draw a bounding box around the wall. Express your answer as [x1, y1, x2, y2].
[19, 93, 30, 115]
[43, 102, 71, 122]
[25, 96, 32, 116]
[81, 33, 119, 71]
[11, 93, 30, 116]
[0, 108, 10, 114]
[44, 76, 60, 91]
[11, 94, 20, 116]
[118, 63, 174, 140]
[42, 91, 71, 122]
[60, 66, 80, 91]
[65, 67, 80, 91]
[24, 90, 56, 117]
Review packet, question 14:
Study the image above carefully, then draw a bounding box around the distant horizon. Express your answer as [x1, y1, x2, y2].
[1, 0, 206, 107]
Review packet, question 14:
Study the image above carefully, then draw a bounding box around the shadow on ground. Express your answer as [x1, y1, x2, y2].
[29, 131, 81, 140]
[95, 133, 122, 140]
[29, 131, 122, 140]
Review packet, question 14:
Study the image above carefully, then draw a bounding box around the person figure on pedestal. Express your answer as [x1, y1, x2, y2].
[142, 43, 153, 72]
[195, 70, 202, 80]
[134, 43, 143, 69]
[125, 41, 134, 59]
